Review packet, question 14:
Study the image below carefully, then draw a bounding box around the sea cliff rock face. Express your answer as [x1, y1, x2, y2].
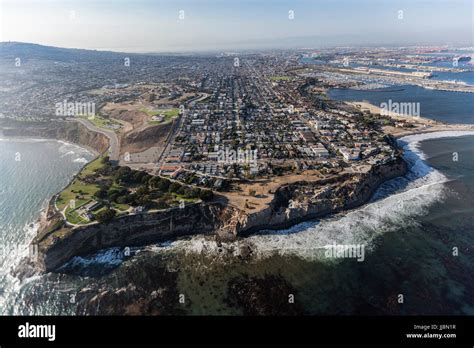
[1, 120, 109, 154]
[34, 203, 235, 272]
[237, 156, 407, 235]
[34, 156, 408, 273]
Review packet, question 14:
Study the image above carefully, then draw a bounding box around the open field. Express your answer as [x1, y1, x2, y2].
[222, 169, 326, 212]
[145, 108, 180, 125]
[56, 156, 105, 211]
[79, 115, 121, 131]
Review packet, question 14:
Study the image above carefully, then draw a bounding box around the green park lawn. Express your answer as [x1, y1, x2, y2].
[55, 154, 205, 225]
[56, 156, 104, 211]
[143, 108, 180, 125]
[79, 115, 121, 130]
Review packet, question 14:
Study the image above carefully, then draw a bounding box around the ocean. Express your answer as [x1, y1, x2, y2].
[1, 95, 474, 314]
[328, 85, 474, 124]
[98, 131, 473, 315]
[0, 139, 94, 315]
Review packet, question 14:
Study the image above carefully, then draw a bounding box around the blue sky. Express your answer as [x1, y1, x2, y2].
[1, 0, 472, 52]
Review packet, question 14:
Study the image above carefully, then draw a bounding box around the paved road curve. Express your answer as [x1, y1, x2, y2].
[75, 118, 120, 162]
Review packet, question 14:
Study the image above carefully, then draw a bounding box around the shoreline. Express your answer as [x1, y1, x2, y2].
[225, 129, 465, 261]
[0, 135, 99, 241]
[33, 128, 470, 272]
[346, 100, 474, 138]
[31, 154, 409, 272]
[0, 135, 100, 157]
[9, 121, 474, 273]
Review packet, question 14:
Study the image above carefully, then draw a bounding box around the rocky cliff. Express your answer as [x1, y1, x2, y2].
[237, 155, 408, 236]
[1, 120, 109, 154]
[32, 202, 234, 272]
[31, 155, 407, 273]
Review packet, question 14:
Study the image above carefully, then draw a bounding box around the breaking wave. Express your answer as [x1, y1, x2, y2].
[0, 139, 94, 314]
[73, 157, 89, 164]
[151, 131, 474, 262]
[58, 248, 126, 276]
[61, 150, 76, 157]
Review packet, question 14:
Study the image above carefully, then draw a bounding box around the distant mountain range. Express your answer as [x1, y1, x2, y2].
[0, 42, 130, 62]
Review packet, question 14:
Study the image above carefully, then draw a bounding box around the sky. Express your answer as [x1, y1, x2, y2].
[0, 0, 473, 52]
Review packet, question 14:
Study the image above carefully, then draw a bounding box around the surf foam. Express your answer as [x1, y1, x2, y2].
[151, 131, 474, 262]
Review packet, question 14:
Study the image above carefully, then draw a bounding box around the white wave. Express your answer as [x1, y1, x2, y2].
[0, 219, 41, 315]
[58, 143, 76, 154]
[58, 141, 91, 156]
[59, 248, 125, 271]
[0, 137, 50, 143]
[0, 138, 93, 157]
[3, 130, 469, 287]
[73, 157, 89, 164]
[61, 150, 76, 157]
[150, 131, 474, 262]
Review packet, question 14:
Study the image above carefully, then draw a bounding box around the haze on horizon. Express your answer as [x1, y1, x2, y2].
[0, 0, 473, 53]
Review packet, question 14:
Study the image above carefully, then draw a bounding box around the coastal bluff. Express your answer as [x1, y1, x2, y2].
[32, 155, 408, 273]
[1, 120, 109, 155]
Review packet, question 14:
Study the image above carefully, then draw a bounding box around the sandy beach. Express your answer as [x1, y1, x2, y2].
[347, 101, 474, 138]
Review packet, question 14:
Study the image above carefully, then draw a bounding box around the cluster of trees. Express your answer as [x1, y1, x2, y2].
[93, 165, 214, 210]
[95, 208, 116, 223]
[269, 164, 294, 176]
[357, 114, 382, 130]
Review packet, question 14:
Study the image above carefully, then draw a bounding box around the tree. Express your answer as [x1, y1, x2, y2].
[95, 208, 116, 223]
[199, 189, 214, 201]
[114, 166, 132, 184]
[148, 176, 161, 188]
[94, 188, 108, 199]
[132, 170, 145, 183]
[187, 187, 201, 198]
[116, 195, 130, 204]
[137, 194, 152, 207]
[176, 185, 186, 195]
[150, 177, 170, 192]
[141, 173, 152, 184]
[168, 182, 182, 193]
[136, 186, 149, 196]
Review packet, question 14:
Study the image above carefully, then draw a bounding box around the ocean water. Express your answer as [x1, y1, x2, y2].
[1, 132, 474, 314]
[113, 131, 474, 315]
[328, 85, 474, 124]
[29, 131, 473, 315]
[0, 138, 94, 315]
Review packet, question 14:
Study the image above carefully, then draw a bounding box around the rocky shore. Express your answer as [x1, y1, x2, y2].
[30, 154, 408, 273]
[3, 119, 408, 275]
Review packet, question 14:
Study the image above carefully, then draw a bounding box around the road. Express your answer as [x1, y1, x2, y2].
[75, 118, 120, 162]
[155, 101, 194, 172]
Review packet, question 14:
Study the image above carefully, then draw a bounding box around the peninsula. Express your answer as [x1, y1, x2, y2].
[1, 43, 472, 273]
